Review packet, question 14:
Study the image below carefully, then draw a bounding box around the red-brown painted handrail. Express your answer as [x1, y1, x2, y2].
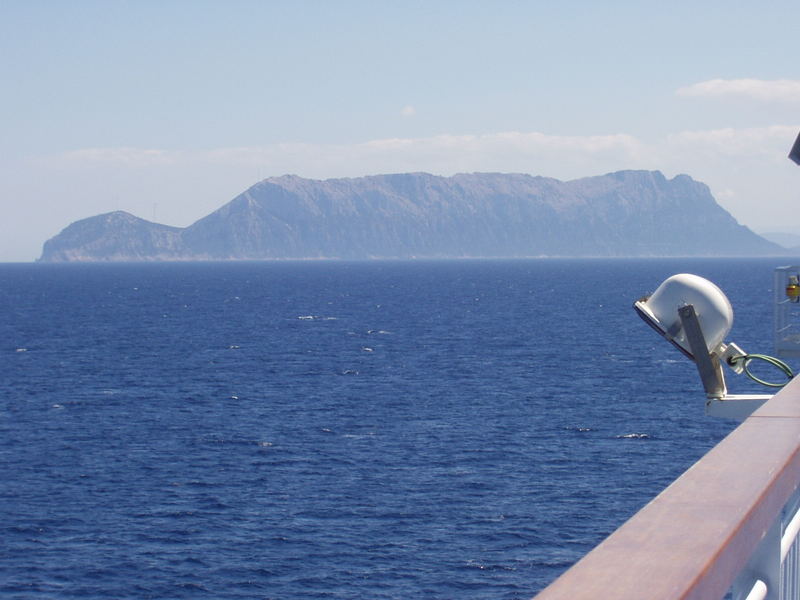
[532, 377, 800, 600]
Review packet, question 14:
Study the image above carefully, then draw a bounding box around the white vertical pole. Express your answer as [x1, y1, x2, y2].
[731, 517, 782, 600]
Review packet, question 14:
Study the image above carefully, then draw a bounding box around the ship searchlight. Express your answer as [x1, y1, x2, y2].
[634, 273, 793, 419]
[634, 273, 733, 360]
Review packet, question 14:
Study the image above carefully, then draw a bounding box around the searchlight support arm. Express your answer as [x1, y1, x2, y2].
[678, 304, 727, 399]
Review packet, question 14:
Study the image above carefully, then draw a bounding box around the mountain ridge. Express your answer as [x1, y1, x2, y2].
[38, 170, 783, 261]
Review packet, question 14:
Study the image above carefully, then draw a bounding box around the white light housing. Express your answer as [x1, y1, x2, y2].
[634, 273, 734, 359]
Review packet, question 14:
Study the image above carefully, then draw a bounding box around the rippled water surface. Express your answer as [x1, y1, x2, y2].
[0, 259, 787, 598]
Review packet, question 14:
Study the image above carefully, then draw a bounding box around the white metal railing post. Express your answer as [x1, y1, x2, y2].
[744, 580, 768, 600]
[730, 517, 782, 600]
[728, 487, 800, 600]
[779, 489, 800, 600]
[783, 538, 798, 600]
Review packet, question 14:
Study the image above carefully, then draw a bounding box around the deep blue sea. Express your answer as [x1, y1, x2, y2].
[1, 258, 794, 599]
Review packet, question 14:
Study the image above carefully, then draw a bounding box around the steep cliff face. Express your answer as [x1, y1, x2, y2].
[556, 171, 756, 255]
[38, 171, 782, 261]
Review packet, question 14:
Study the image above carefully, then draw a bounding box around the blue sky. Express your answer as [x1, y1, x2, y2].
[1, 0, 798, 261]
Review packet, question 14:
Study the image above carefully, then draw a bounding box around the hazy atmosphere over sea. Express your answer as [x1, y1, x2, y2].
[1, 1, 799, 262]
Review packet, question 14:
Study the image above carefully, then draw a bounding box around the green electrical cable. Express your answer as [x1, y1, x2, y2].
[730, 354, 795, 388]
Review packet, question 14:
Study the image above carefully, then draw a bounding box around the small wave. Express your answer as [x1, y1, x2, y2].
[464, 559, 517, 572]
[201, 437, 273, 447]
[362, 347, 374, 352]
[297, 315, 338, 321]
[617, 433, 650, 439]
[177, 582, 210, 592]
[607, 355, 635, 364]
[15, 348, 27, 352]
[367, 329, 391, 335]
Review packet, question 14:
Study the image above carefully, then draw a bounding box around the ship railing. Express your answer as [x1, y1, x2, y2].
[532, 376, 800, 600]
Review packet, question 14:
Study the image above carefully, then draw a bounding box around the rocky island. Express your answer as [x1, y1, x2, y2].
[39, 170, 781, 261]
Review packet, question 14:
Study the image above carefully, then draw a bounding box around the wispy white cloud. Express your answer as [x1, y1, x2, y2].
[400, 105, 416, 117]
[49, 131, 648, 180]
[665, 125, 799, 159]
[61, 147, 178, 166]
[676, 78, 800, 103]
[51, 127, 799, 180]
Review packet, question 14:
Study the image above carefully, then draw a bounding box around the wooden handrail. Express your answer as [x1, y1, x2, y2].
[532, 376, 800, 600]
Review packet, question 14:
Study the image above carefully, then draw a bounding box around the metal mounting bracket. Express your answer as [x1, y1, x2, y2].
[678, 304, 727, 399]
